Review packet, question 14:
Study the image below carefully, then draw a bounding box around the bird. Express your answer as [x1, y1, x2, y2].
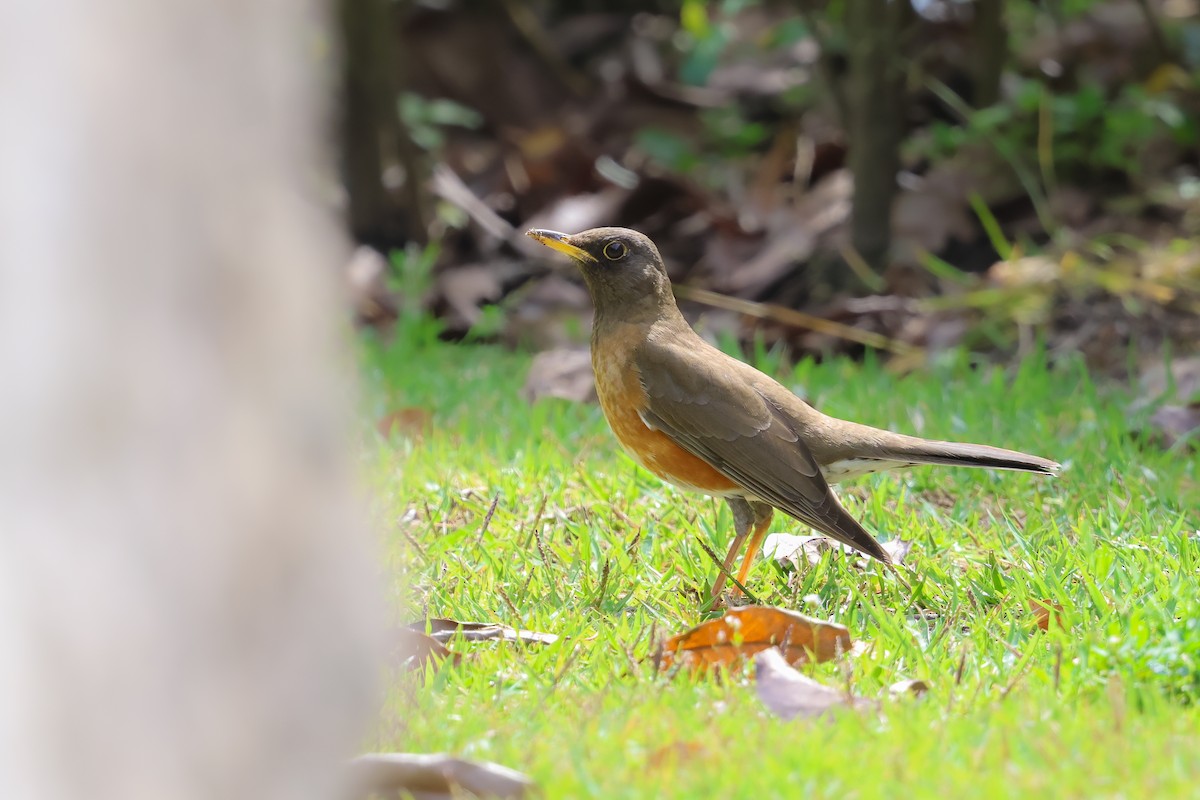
[526, 226, 1060, 600]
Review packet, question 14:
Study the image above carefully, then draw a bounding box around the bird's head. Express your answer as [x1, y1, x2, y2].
[526, 227, 675, 322]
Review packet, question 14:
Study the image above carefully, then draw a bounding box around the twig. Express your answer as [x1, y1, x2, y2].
[431, 164, 517, 243]
[886, 561, 913, 593]
[398, 526, 429, 564]
[674, 284, 919, 356]
[474, 492, 501, 546]
[694, 536, 761, 608]
[591, 558, 612, 608]
[624, 528, 643, 562]
[495, 584, 524, 626]
[520, 494, 548, 551]
[839, 243, 888, 293]
[549, 644, 584, 689]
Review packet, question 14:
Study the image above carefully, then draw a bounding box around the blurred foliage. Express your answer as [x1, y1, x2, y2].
[636, 107, 770, 178]
[370, 0, 1200, 365]
[388, 243, 444, 347]
[919, 79, 1199, 182]
[398, 92, 482, 151]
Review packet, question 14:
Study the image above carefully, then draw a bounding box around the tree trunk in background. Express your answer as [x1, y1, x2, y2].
[339, 0, 428, 247]
[971, 0, 1008, 108]
[0, 1, 382, 798]
[844, 0, 910, 280]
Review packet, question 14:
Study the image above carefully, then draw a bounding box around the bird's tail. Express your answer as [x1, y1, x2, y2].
[870, 433, 1060, 475]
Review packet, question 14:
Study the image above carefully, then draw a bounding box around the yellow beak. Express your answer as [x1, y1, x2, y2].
[525, 229, 598, 264]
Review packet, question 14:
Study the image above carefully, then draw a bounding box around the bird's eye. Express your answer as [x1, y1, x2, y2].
[602, 240, 628, 261]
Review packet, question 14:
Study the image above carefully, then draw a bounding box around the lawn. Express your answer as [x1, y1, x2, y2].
[362, 330, 1199, 799]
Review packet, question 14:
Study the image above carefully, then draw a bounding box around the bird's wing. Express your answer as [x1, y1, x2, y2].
[636, 340, 890, 562]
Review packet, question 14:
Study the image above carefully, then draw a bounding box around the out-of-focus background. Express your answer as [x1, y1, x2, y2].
[342, 0, 1199, 376]
[3, 2, 1199, 798]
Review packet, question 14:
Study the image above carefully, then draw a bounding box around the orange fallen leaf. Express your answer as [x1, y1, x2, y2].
[377, 407, 432, 439]
[1030, 599, 1066, 631]
[659, 606, 851, 673]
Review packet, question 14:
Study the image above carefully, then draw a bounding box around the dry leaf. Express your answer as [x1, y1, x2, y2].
[1144, 404, 1200, 450]
[989, 255, 1061, 289]
[392, 628, 459, 672]
[645, 740, 708, 770]
[764, 534, 912, 570]
[1132, 356, 1200, 409]
[718, 171, 852, 295]
[438, 265, 503, 330]
[520, 188, 629, 248]
[1129, 356, 1200, 450]
[502, 274, 592, 351]
[879, 539, 914, 565]
[346, 245, 398, 328]
[1029, 599, 1066, 632]
[346, 753, 536, 799]
[659, 606, 851, 673]
[763, 533, 833, 569]
[521, 347, 596, 404]
[754, 648, 873, 720]
[409, 618, 558, 646]
[889, 678, 930, 697]
[378, 408, 433, 440]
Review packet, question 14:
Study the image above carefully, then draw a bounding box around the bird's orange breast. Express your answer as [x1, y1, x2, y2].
[592, 329, 740, 496]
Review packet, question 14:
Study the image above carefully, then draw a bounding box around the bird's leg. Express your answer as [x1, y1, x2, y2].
[733, 501, 774, 589]
[710, 497, 755, 599]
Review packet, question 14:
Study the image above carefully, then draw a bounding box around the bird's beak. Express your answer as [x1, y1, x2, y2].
[525, 229, 598, 264]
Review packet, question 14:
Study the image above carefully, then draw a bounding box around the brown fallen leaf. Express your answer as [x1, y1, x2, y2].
[502, 274, 592, 351]
[754, 648, 874, 720]
[377, 407, 433, 440]
[1144, 404, 1200, 451]
[1030, 599, 1066, 632]
[409, 618, 559, 646]
[521, 346, 596, 404]
[392, 628, 459, 672]
[345, 753, 536, 799]
[1128, 357, 1200, 450]
[659, 606, 851, 673]
[1132, 356, 1200, 410]
[717, 171, 852, 296]
[889, 678, 931, 697]
[437, 265, 503, 332]
[346, 245, 399, 329]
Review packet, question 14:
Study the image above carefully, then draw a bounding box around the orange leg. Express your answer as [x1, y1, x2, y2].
[710, 499, 774, 600]
[733, 513, 774, 590]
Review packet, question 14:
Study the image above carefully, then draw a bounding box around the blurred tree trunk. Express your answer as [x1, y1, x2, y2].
[0, 1, 382, 799]
[339, 0, 429, 246]
[844, 0, 911, 281]
[971, 0, 1008, 107]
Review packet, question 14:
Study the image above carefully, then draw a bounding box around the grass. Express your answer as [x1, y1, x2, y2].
[361, 328, 1199, 799]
